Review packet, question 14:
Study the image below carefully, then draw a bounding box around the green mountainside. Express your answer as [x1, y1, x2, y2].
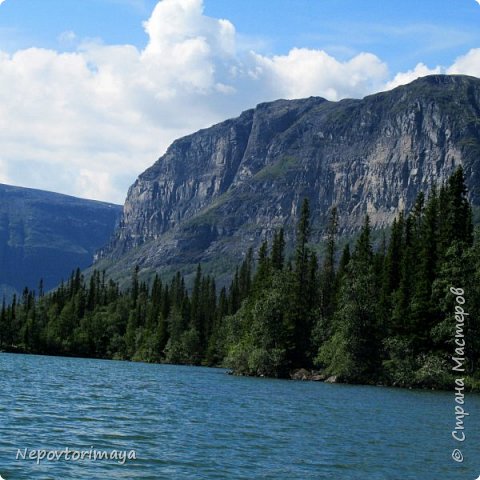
[0, 184, 121, 299]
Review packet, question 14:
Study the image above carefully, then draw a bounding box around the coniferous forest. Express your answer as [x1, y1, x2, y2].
[1, 167, 479, 390]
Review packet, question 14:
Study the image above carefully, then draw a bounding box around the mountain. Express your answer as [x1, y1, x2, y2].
[0, 184, 122, 299]
[96, 74, 480, 285]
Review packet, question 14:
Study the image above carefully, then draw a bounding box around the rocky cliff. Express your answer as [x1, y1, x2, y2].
[0, 184, 122, 299]
[97, 74, 480, 284]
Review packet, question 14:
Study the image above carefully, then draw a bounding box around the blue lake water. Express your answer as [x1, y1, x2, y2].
[0, 353, 479, 479]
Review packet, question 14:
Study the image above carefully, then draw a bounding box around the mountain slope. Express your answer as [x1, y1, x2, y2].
[0, 184, 122, 299]
[96, 74, 480, 284]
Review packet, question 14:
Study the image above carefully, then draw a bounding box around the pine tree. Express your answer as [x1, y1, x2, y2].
[384, 214, 404, 295]
[291, 198, 313, 366]
[446, 166, 474, 246]
[319, 207, 338, 320]
[190, 264, 204, 346]
[410, 187, 439, 349]
[239, 248, 253, 297]
[391, 215, 415, 335]
[318, 215, 381, 382]
[228, 268, 241, 314]
[254, 240, 271, 291]
[336, 244, 351, 280]
[271, 229, 286, 271]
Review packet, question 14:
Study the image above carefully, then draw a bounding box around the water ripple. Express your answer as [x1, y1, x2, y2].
[0, 353, 479, 479]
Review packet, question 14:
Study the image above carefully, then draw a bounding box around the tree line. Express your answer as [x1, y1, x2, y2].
[0, 167, 479, 389]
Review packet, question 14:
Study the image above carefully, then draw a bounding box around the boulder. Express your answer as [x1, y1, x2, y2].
[290, 368, 311, 380]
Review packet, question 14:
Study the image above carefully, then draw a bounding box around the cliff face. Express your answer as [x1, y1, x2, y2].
[97, 75, 480, 282]
[0, 184, 122, 299]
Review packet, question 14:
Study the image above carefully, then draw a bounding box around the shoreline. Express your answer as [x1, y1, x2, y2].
[3, 349, 478, 393]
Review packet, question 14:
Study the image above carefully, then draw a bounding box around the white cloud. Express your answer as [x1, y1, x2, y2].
[0, 0, 478, 204]
[251, 49, 388, 101]
[382, 48, 480, 91]
[76, 168, 119, 202]
[385, 62, 442, 90]
[447, 48, 480, 76]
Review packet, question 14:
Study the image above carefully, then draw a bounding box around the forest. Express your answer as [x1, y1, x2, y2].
[1, 167, 479, 390]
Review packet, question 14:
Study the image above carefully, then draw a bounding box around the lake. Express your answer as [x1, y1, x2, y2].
[0, 353, 479, 479]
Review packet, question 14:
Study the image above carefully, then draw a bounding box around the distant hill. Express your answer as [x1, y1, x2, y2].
[0, 184, 122, 300]
[96, 74, 480, 286]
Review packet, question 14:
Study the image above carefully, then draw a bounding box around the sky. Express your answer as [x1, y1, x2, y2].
[0, 0, 480, 204]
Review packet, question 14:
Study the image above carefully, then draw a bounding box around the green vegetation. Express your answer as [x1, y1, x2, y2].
[1, 168, 479, 390]
[253, 156, 299, 181]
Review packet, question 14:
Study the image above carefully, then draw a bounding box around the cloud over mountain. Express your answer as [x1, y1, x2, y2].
[0, 0, 479, 203]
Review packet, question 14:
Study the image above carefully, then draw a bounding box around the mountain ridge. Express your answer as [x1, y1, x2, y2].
[95, 74, 480, 284]
[0, 184, 122, 299]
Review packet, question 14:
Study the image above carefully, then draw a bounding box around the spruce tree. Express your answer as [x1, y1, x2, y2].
[320, 207, 338, 320]
[271, 229, 286, 271]
[291, 198, 313, 366]
[447, 166, 473, 246]
[318, 215, 381, 382]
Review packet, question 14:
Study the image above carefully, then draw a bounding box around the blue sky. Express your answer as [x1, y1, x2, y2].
[206, 0, 480, 72]
[2, 0, 479, 71]
[0, 0, 479, 202]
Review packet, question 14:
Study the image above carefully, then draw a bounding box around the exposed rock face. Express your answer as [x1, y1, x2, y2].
[97, 75, 480, 283]
[0, 184, 122, 299]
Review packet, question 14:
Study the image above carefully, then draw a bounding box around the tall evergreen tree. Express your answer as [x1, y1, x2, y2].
[320, 207, 338, 319]
[271, 229, 286, 271]
[291, 198, 314, 366]
[318, 215, 381, 383]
